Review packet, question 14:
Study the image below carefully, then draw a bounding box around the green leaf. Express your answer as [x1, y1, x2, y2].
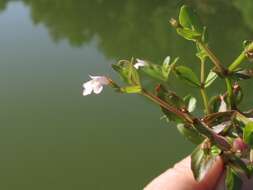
[179, 5, 203, 33]
[205, 71, 218, 88]
[210, 145, 221, 156]
[184, 95, 197, 112]
[163, 56, 171, 66]
[156, 85, 185, 123]
[208, 96, 221, 113]
[203, 111, 235, 127]
[225, 167, 242, 190]
[120, 85, 142, 94]
[191, 145, 216, 181]
[234, 86, 243, 105]
[196, 27, 208, 61]
[235, 112, 253, 125]
[231, 68, 253, 80]
[161, 56, 178, 79]
[177, 124, 203, 144]
[137, 58, 177, 82]
[112, 59, 141, 85]
[141, 63, 167, 81]
[243, 122, 253, 148]
[174, 66, 200, 87]
[229, 155, 251, 178]
[176, 28, 201, 41]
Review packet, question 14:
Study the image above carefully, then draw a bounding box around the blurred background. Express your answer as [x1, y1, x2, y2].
[2, 0, 253, 189]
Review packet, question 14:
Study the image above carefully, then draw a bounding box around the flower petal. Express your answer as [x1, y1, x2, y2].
[89, 75, 109, 85]
[82, 81, 93, 96]
[93, 84, 103, 94]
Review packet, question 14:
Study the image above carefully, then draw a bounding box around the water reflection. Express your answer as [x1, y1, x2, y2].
[5, 0, 251, 62]
[17, 0, 253, 103]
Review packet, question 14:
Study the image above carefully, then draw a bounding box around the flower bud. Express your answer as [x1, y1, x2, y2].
[169, 18, 181, 28]
[232, 138, 248, 153]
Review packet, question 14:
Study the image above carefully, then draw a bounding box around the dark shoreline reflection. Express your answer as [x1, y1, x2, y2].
[16, 0, 253, 104]
[0, 0, 251, 64]
[6, 0, 252, 61]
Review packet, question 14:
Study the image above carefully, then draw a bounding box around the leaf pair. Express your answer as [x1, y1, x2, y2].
[112, 59, 140, 85]
[112, 59, 142, 94]
[174, 5, 205, 42]
[140, 56, 178, 82]
[156, 85, 197, 123]
[174, 66, 217, 88]
[177, 124, 203, 144]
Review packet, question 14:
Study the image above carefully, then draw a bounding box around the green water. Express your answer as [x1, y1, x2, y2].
[2, 1, 253, 189]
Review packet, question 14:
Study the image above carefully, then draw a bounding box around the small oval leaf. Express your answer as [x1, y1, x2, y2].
[243, 122, 253, 148]
[174, 66, 200, 87]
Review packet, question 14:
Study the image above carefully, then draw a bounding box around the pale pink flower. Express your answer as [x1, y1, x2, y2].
[82, 75, 110, 96]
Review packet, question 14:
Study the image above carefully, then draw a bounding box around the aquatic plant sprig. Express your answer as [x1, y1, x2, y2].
[82, 5, 253, 190]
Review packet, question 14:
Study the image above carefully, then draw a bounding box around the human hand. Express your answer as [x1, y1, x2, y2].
[144, 156, 253, 190]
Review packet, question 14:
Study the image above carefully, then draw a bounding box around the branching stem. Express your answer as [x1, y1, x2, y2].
[142, 90, 193, 124]
[197, 41, 226, 74]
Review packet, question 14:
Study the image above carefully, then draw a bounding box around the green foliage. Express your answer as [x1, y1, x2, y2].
[225, 167, 242, 190]
[112, 60, 140, 85]
[228, 155, 251, 178]
[82, 3, 253, 189]
[177, 124, 203, 144]
[120, 86, 142, 94]
[139, 57, 178, 82]
[183, 95, 197, 112]
[177, 5, 203, 41]
[179, 5, 203, 33]
[243, 122, 253, 148]
[205, 71, 218, 88]
[156, 85, 185, 123]
[174, 66, 200, 87]
[191, 145, 216, 181]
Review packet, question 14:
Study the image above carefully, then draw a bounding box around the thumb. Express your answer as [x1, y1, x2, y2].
[144, 156, 223, 190]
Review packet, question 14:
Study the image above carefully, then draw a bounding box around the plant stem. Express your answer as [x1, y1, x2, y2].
[197, 41, 226, 74]
[142, 90, 193, 124]
[200, 60, 210, 114]
[228, 42, 253, 72]
[228, 51, 247, 72]
[225, 78, 235, 109]
[197, 41, 238, 110]
[200, 89, 210, 114]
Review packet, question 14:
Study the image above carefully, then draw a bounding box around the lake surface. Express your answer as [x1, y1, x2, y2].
[2, 1, 253, 189]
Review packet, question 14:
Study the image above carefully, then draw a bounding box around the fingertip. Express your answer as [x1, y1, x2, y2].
[144, 156, 224, 190]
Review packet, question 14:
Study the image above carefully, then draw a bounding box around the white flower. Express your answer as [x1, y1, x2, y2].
[134, 59, 148, 69]
[82, 75, 110, 96]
